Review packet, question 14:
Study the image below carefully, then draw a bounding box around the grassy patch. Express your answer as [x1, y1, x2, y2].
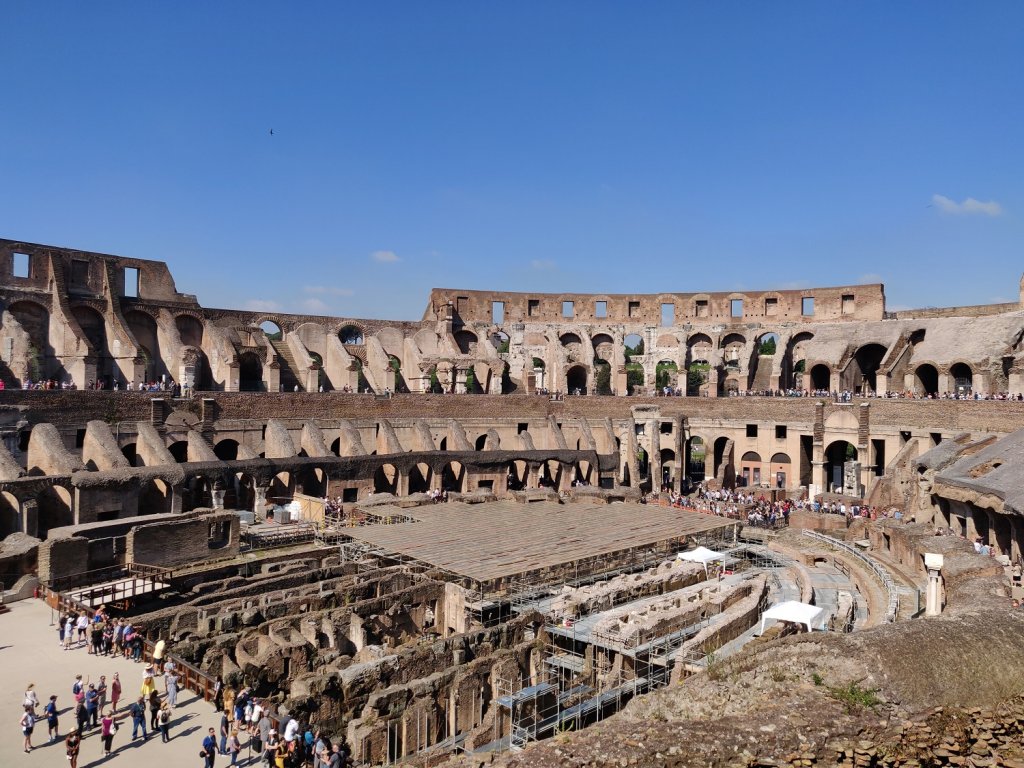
[828, 680, 881, 714]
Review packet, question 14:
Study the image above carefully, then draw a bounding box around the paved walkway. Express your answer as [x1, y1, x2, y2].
[0, 599, 260, 767]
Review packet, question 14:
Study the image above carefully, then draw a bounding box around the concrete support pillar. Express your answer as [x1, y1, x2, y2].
[706, 368, 719, 398]
[21, 499, 37, 538]
[874, 372, 888, 396]
[674, 418, 685, 494]
[924, 553, 944, 616]
[253, 485, 270, 517]
[395, 470, 409, 497]
[527, 463, 540, 489]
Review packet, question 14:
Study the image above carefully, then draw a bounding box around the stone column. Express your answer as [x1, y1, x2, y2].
[924, 553, 944, 616]
[253, 485, 270, 517]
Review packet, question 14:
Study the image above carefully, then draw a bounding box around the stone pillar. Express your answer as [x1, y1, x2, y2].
[21, 499, 37, 538]
[526, 463, 540, 489]
[454, 368, 468, 394]
[706, 367, 719, 398]
[253, 485, 270, 518]
[395, 469, 409, 497]
[924, 553, 944, 616]
[874, 372, 888, 396]
[674, 418, 685, 494]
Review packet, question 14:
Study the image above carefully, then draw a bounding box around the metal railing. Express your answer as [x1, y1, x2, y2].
[801, 530, 899, 622]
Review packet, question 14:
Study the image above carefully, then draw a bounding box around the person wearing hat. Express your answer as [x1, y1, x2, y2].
[264, 728, 281, 767]
[141, 664, 156, 698]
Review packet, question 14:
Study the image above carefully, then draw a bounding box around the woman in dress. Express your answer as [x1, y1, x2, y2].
[110, 672, 122, 713]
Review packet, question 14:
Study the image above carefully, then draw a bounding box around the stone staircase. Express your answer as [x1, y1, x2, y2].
[748, 355, 774, 392]
[269, 338, 302, 391]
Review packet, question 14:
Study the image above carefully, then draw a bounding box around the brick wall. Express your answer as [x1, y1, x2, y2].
[126, 510, 239, 568]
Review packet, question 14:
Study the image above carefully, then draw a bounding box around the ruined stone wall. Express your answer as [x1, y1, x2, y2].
[426, 285, 886, 324]
[126, 510, 239, 567]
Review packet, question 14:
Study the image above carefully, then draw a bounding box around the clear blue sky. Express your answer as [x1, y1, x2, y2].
[2, 3, 1022, 319]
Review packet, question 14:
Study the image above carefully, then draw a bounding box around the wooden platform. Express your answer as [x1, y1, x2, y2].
[341, 501, 734, 584]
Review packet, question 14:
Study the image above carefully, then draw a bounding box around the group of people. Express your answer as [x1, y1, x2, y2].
[213, 682, 349, 767]
[59, 607, 146, 660]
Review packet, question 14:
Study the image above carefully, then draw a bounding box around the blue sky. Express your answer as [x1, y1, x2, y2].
[2, 3, 1022, 319]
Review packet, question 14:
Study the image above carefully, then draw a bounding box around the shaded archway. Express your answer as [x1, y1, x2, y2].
[441, 461, 465, 492]
[408, 464, 431, 494]
[339, 325, 364, 345]
[950, 363, 973, 395]
[566, 365, 588, 395]
[37, 485, 73, 535]
[769, 452, 791, 490]
[238, 352, 264, 391]
[686, 436, 706, 485]
[454, 330, 478, 355]
[215, 439, 239, 461]
[659, 448, 676, 488]
[810, 364, 831, 391]
[851, 344, 887, 393]
[168, 441, 188, 463]
[825, 441, 858, 494]
[7, 300, 51, 382]
[914, 364, 938, 397]
[739, 451, 762, 487]
[139, 479, 173, 515]
[120, 442, 137, 467]
[0, 492, 20, 538]
[125, 310, 165, 382]
[374, 464, 398, 494]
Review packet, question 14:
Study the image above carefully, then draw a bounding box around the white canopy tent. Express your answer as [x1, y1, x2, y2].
[759, 601, 826, 634]
[677, 546, 727, 576]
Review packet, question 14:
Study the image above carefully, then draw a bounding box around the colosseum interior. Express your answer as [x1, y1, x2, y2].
[4, 236, 1024, 767]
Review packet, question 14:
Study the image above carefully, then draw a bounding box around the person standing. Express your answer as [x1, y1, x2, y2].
[97, 675, 108, 712]
[158, 701, 171, 742]
[100, 710, 116, 755]
[213, 674, 224, 713]
[202, 726, 218, 768]
[85, 683, 100, 728]
[20, 704, 35, 752]
[74, 697, 89, 737]
[65, 730, 82, 768]
[44, 694, 59, 741]
[110, 672, 122, 713]
[149, 688, 161, 731]
[165, 668, 180, 707]
[129, 695, 148, 740]
[219, 708, 230, 755]
[23, 683, 39, 715]
[153, 637, 166, 673]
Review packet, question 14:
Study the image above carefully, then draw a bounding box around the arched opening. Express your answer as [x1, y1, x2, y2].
[593, 358, 612, 395]
[120, 442, 137, 467]
[259, 320, 282, 340]
[176, 315, 205, 347]
[739, 451, 762, 487]
[215, 439, 239, 461]
[125, 310, 165, 383]
[686, 437, 706, 486]
[851, 344, 887, 394]
[825, 441, 859, 495]
[269, 471, 292, 501]
[540, 460, 563, 489]
[659, 448, 676, 488]
[374, 464, 398, 494]
[950, 363, 973, 395]
[810, 364, 831, 391]
[509, 460, 527, 491]
[573, 460, 592, 486]
[0, 492, 20, 538]
[442, 461, 464, 492]
[655, 360, 678, 391]
[38, 485, 73, 535]
[7, 301, 51, 383]
[624, 334, 644, 395]
[566, 365, 588, 395]
[475, 434, 488, 451]
[388, 355, 407, 393]
[769, 452, 791, 490]
[408, 464, 431, 494]
[721, 333, 746, 371]
[238, 352, 264, 391]
[914, 364, 938, 397]
[713, 436, 731, 481]
[73, 305, 110, 382]
[750, 332, 779, 390]
[592, 333, 614, 360]
[235, 474, 256, 511]
[168, 441, 188, 463]
[339, 325, 364, 345]
[454, 330, 478, 355]
[139, 479, 173, 515]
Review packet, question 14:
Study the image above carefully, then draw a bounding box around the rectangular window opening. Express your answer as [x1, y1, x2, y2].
[764, 297, 778, 316]
[628, 301, 640, 318]
[731, 299, 744, 317]
[746, 424, 758, 438]
[75, 428, 87, 448]
[562, 301, 574, 318]
[123, 267, 139, 298]
[660, 421, 673, 434]
[595, 300, 607, 318]
[930, 432, 943, 446]
[528, 299, 540, 317]
[695, 300, 709, 318]
[661, 303, 675, 326]
[775, 425, 787, 439]
[517, 423, 529, 434]
[342, 488, 358, 503]
[70, 259, 89, 288]
[491, 301, 504, 324]
[801, 297, 815, 316]
[842, 294, 855, 315]
[12, 252, 29, 278]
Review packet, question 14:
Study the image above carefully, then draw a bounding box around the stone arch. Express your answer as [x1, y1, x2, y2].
[785, 331, 814, 388]
[238, 351, 264, 391]
[258, 319, 283, 339]
[739, 451, 762, 486]
[214, 439, 239, 461]
[374, 463, 398, 494]
[125, 309, 166, 382]
[686, 436, 707, 485]
[914, 363, 939, 396]
[6, 300, 52, 382]
[770, 452, 791, 490]
[566, 365, 588, 395]
[454, 329, 478, 355]
[339, 325, 365, 345]
[0, 491, 20, 538]
[655, 332, 681, 349]
[824, 440, 858, 494]
[810, 363, 831, 391]
[850, 343, 888, 393]
[441, 461, 465, 492]
[139, 478, 174, 515]
[950, 362, 973, 394]
[37, 484, 73, 535]
[560, 332, 583, 349]
[175, 314, 205, 347]
[408, 463, 431, 494]
[168, 441, 188, 463]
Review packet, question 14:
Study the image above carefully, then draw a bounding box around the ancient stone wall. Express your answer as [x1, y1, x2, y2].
[126, 509, 239, 567]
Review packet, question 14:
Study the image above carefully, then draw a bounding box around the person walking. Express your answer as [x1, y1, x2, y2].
[149, 688, 161, 731]
[129, 695, 148, 740]
[65, 730, 82, 768]
[110, 672, 122, 713]
[227, 728, 242, 766]
[159, 701, 172, 742]
[202, 726, 218, 768]
[20, 704, 35, 752]
[44, 694, 59, 741]
[100, 710, 116, 756]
